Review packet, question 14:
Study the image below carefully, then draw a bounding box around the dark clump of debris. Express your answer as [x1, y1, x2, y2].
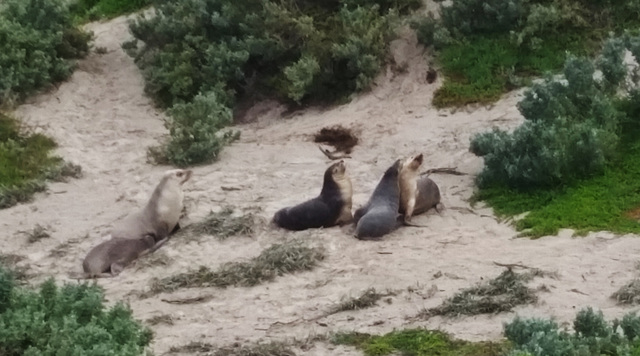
[314, 125, 358, 154]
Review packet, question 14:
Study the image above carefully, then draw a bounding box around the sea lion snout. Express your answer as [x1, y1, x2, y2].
[178, 169, 193, 184]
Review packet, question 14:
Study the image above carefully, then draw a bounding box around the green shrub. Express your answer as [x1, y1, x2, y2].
[470, 52, 623, 189]
[505, 307, 640, 356]
[0, 265, 152, 355]
[0, 0, 91, 107]
[69, 0, 150, 22]
[162, 90, 239, 167]
[125, 0, 413, 166]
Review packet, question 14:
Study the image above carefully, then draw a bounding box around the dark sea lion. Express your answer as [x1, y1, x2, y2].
[354, 159, 402, 240]
[273, 160, 353, 231]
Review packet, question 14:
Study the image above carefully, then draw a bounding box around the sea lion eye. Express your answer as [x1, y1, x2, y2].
[177, 172, 183, 177]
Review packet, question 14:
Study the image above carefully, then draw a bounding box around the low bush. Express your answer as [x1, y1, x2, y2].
[412, 0, 640, 107]
[469, 34, 640, 237]
[0, 0, 91, 107]
[0, 264, 153, 355]
[70, 0, 150, 22]
[124, 0, 419, 166]
[505, 307, 640, 355]
[0, 113, 82, 209]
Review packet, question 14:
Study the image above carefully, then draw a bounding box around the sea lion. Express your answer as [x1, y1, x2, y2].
[398, 153, 443, 226]
[74, 234, 167, 279]
[110, 169, 192, 243]
[354, 159, 402, 240]
[273, 160, 353, 231]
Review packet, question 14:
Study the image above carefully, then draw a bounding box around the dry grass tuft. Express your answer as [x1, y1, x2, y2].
[420, 269, 539, 318]
[147, 239, 324, 295]
[177, 207, 255, 241]
[328, 288, 395, 315]
[612, 279, 640, 305]
[168, 341, 295, 356]
[135, 251, 173, 270]
[22, 224, 51, 243]
[146, 314, 174, 326]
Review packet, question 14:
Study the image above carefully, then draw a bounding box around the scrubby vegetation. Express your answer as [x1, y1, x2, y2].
[148, 239, 325, 295]
[0, 0, 92, 107]
[333, 329, 509, 356]
[169, 340, 296, 356]
[0, 0, 87, 209]
[124, 0, 421, 166]
[0, 113, 83, 209]
[505, 307, 640, 355]
[333, 308, 640, 355]
[470, 34, 640, 237]
[412, 0, 640, 107]
[0, 265, 152, 355]
[69, 0, 150, 22]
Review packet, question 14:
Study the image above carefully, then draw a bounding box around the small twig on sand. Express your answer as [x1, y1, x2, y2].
[318, 145, 351, 160]
[421, 167, 466, 176]
[377, 251, 393, 255]
[161, 295, 214, 304]
[493, 261, 537, 270]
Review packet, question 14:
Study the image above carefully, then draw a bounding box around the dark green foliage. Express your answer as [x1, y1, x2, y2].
[332, 329, 509, 356]
[415, 0, 639, 107]
[124, 0, 415, 165]
[469, 35, 640, 238]
[0, 0, 91, 107]
[422, 269, 539, 318]
[0, 265, 152, 355]
[69, 0, 150, 22]
[0, 113, 82, 209]
[471, 52, 623, 190]
[505, 307, 640, 356]
[163, 90, 239, 167]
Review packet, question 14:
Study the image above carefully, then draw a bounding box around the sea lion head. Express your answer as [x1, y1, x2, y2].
[401, 153, 423, 172]
[164, 169, 193, 185]
[329, 160, 347, 178]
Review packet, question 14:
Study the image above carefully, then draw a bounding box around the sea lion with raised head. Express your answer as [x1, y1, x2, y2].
[273, 160, 352, 231]
[74, 234, 166, 278]
[354, 159, 402, 240]
[110, 169, 192, 243]
[398, 154, 442, 225]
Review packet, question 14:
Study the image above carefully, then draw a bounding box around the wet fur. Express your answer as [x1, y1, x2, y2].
[110, 169, 192, 243]
[354, 160, 402, 240]
[273, 160, 352, 231]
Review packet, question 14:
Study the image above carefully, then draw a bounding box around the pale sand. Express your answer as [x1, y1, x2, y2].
[1, 11, 640, 356]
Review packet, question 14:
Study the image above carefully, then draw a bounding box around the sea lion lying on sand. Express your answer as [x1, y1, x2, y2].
[74, 235, 166, 278]
[273, 160, 353, 231]
[354, 159, 402, 240]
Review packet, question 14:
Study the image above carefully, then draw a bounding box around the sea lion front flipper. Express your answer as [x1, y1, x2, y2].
[402, 220, 429, 228]
[110, 262, 125, 276]
[148, 236, 169, 254]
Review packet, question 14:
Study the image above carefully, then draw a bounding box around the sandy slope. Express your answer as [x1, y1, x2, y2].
[2, 11, 640, 356]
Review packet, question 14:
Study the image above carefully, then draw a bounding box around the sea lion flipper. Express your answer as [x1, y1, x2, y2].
[110, 262, 125, 276]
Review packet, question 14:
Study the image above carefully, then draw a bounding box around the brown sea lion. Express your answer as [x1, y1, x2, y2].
[110, 169, 192, 243]
[354, 159, 402, 240]
[398, 153, 442, 225]
[273, 160, 353, 231]
[73, 234, 167, 278]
